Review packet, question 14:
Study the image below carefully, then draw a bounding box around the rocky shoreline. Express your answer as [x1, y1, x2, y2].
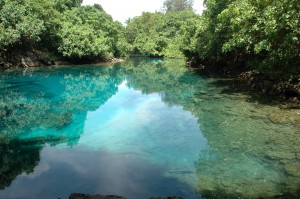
[67, 193, 297, 199]
[0, 49, 124, 69]
[193, 64, 300, 106]
[239, 70, 300, 104]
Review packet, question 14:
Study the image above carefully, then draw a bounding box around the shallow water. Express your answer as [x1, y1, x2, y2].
[0, 59, 299, 199]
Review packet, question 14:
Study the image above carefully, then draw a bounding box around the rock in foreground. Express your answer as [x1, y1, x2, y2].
[69, 193, 184, 199]
[69, 193, 127, 199]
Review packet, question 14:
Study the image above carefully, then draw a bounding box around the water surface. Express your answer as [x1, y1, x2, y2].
[0, 59, 299, 199]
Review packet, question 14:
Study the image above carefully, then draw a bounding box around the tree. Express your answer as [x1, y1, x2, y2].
[218, 0, 300, 71]
[0, 0, 59, 50]
[53, 0, 82, 12]
[57, 6, 130, 60]
[0, 0, 129, 67]
[181, 0, 300, 75]
[163, 0, 194, 12]
[125, 10, 197, 57]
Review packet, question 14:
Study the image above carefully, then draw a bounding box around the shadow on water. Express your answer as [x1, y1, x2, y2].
[212, 79, 274, 102]
[0, 139, 42, 189]
[192, 66, 300, 110]
[193, 68, 281, 106]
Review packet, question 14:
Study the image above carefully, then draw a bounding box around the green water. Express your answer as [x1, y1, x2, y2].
[0, 59, 299, 199]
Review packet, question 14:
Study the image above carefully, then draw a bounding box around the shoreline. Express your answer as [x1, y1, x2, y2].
[192, 64, 300, 107]
[0, 49, 124, 69]
[1, 54, 299, 107]
[0, 57, 125, 70]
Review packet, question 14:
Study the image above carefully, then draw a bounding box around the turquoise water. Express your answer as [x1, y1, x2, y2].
[0, 59, 299, 199]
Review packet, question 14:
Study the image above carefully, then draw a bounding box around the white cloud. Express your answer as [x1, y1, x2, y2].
[82, 0, 204, 24]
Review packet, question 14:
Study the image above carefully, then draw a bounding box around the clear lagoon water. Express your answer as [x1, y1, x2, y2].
[0, 58, 299, 199]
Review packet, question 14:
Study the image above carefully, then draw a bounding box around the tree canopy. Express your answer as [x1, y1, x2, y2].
[125, 0, 299, 76]
[163, 0, 194, 12]
[0, 0, 299, 77]
[57, 5, 129, 59]
[0, 0, 129, 62]
[181, 0, 300, 75]
[125, 10, 198, 58]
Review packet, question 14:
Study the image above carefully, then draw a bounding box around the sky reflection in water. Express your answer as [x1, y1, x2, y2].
[0, 59, 299, 199]
[0, 62, 206, 199]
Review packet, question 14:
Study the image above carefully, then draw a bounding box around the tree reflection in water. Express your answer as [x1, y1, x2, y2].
[0, 59, 299, 198]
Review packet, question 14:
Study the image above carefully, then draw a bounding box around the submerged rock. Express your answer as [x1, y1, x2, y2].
[284, 162, 300, 177]
[265, 151, 296, 161]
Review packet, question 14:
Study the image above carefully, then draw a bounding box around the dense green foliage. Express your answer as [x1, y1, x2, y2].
[125, 10, 198, 58]
[126, 0, 299, 75]
[182, 0, 300, 74]
[0, 0, 299, 76]
[163, 0, 194, 12]
[57, 6, 129, 59]
[0, 0, 129, 62]
[0, 0, 56, 50]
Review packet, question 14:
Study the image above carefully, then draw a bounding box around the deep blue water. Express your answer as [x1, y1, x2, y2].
[0, 59, 299, 199]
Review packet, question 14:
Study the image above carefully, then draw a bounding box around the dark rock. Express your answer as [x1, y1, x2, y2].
[0, 48, 61, 68]
[239, 71, 300, 103]
[69, 194, 185, 199]
[284, 87, 300, 97]
[69, 193, 127, 199]
[21, 57, 40, 67]
[54, 61, 66, 66]
[150, 197, 184, 199]
[110, 58, 124, 63]
[45, 60, 54, 65]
